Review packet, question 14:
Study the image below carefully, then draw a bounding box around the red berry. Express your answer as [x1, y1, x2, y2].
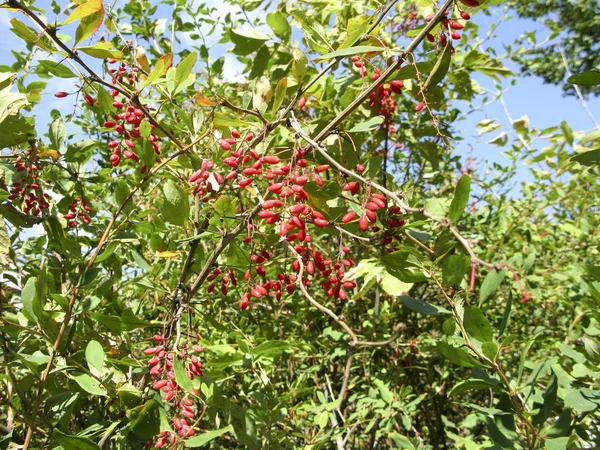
[342, 211, 356, 223]
[55, 92, 68, 98]
[298, 97, 306, 109]
[415, 102, 425, 113]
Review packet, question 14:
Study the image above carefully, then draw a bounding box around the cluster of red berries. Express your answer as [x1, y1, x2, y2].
[8, 153, 50, 216]
[105, 60, 159, 168]
[64, 197, 92, 227]
[237, 250, 300, 309]
[145, 336, 204, 446]
[206, 267, 237, 296]
[425, 9, 471, 47]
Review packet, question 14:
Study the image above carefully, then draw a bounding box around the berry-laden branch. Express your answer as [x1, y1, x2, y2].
[289, 113, 496, 269]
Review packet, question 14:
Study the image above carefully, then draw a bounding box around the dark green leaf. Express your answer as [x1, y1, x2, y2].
[423, 41, 452, 92]
[464, 306, 494, 342]
[448, 175, 471, 222]
[266, 11, 291, 41]
[567, 71, 600, 86]
[184, 425, 234, 447]
[441, 254, 470, 287]
[449, 379, 502, 396]
[436, 342, 485, 368]
[399, 296, 450, 315]
[130, 400, 160, 438]
[174, 356, 195, 395]
[479, 269, 506, 305]
[53, 429, 101, 450]
[161, 179, 189, 226]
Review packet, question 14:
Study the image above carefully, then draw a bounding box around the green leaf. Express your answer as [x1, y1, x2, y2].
[348, 115, 385, 133]
[479, 269, 506, 305]
[72, 372, 107, 396]
[52, 429, 101, 450]
[292, 12, 332, 54]
[543, 437, 570, 450]
[390, 62, 434, 81]
[271, 77, 287, 115]
[62, 0, 103, 25]
[0, 85, 28, 124]
[517, 330, 545, 382]
[560, 120, 574, 146]
[567, 71, 600, 86]
[78, 42, 124, 60]
[0, 114, 35, 147]
[436, 342, 485, 368]
[441, 254, 470, 287]
[36, 59, 78, 78]
[230, 27, 270, 55]
[184, 425, 234, 447]
[563, 388, 600, 413]
[0, 219, 9, 272]
[130, 400, 160, 438]
[266, 11, 291, 41]
[140, 53, 172, 89]
[449, 378, 502, 396]
[423, 41, 452, 92]
[291, 48, 308, 82]
[252, 340, 290, 357]
[175, 52, 197, 89]
[173, 356, 195, 395]
[90, 309, 152, 333]
[380, 272, 413, 296]
[85, 340, 105, 374]
[498, 289, 513, 336]
[571, 149, 600, 167]
[464, 306, 494, 343]
[161, 179, 189, 226]
[314, 46, 384, 62]
[49, 117, 66, 150]
[339, 15, 374, 50]
[400, 296, 450, 315]
[448, 175, 471, 222]
[10, 19, 54, 52]
[388, 433, 415, 449]
[21, 277, 42, 324]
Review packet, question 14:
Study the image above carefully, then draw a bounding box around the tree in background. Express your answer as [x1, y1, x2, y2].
[0, 0, 598, 449]
[508, 0, 600, 97]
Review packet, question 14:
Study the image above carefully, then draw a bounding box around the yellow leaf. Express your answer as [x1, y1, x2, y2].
[62, 0, 103, 25]
[157, 251, 184, 258]
[195, 91, 218, 106]
[135, 46, 151, 73]
[40, 149, 60, 161]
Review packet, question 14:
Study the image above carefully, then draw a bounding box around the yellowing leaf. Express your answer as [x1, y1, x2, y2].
[75, 8, 104, 44]
[40, 149, 60, 160]
[157, 251, 184, 258]
[135, 45, 151, 72]
[62, 0, 103, 25]
[195, 91, 218, 107]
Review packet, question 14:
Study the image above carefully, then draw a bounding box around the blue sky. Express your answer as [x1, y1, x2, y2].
[1, 0, 598, 184]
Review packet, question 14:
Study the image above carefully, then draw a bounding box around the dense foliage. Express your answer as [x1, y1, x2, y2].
[0, 0, 599, 449]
